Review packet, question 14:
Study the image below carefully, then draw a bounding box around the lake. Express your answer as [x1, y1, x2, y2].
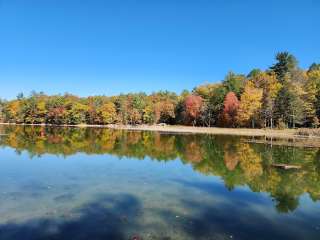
[0, 125, 319, 240]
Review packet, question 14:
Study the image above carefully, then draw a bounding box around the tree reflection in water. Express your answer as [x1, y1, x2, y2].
[1, 125, 320, 213]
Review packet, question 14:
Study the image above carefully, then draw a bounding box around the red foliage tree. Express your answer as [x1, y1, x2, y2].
[47, 106, 66, 125]
[220, 92, 239, 127]
[184, 95, 203, 125]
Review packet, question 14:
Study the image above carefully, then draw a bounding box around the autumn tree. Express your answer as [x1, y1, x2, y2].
[45, 96, 68, 125]
[152, 91, 178, 124]
[301, 73, 317, 126]
[193, 83, 218, 99]
[67, 102, 88, 125]
[219, 92, 239, 127]
[114, 95, 129, 124]
[193, 83, 227, 126]
[250, 71, 281, 128]
[127, 93, 148, 124]
[20, 97, 38, 124]
[142, 104, 155, 124]
[3, 100, 22, 123]
[99, 102, 117, 124]
[237, 81, 263, 128]
[184, 95, 203, 126]
[154, 100, 175, 124]
[306, 68, 320, 125]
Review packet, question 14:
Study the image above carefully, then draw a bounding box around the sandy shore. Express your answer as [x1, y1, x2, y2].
[107, 124, 299, 138]
[107, 125, 320, 147]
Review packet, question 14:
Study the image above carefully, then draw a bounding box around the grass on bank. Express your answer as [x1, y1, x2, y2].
[295, 128, 320, 137]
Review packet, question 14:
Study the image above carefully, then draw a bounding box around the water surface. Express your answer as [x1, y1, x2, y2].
[0, 125, 319, 240]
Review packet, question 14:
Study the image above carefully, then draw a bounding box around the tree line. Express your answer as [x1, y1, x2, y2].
[1, 52, 320, 128]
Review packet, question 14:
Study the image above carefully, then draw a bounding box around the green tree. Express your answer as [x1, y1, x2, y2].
[222, 71, 246, 97]
[271, 52, 303, 127]
[270, 52, 298, 83]
[208, 84, 228, 125]
[275, 76, 305, 128]
[308, 63, 320, 72]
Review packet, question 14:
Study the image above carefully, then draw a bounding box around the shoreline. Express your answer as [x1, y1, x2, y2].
[2, 123, 320, 147]
[0, 122, 310, 139]
[108, 124, 303, 139]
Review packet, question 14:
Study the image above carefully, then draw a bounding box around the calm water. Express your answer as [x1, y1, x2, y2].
[0, 126, 319, 240]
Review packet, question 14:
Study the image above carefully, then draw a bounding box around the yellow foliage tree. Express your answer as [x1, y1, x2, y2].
[99, 102, 117, 124]
[251, 72, 281, 128]
[237, 81, 263, 127]
[5, 100, 22, 123]
[306, 70, 320, 126]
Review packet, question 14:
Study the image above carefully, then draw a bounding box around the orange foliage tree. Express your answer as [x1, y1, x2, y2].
[219, 92, 239, 127]
[184, 95, 204, 125]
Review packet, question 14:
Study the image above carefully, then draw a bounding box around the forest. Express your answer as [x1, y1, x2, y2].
[1, 52, 320, 128]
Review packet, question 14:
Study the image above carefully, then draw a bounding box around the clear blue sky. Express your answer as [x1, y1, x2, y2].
[0, 0, 319, 100]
